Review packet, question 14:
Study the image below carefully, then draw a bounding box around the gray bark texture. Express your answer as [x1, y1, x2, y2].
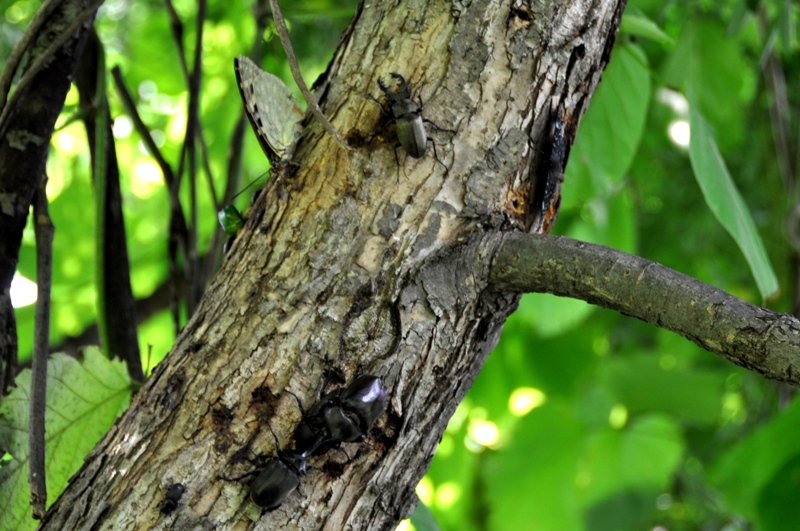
[39, 0, 625, 529]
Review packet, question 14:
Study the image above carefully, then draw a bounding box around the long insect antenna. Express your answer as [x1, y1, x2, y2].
[230, 170, 268, 203]
[284, 389, 305, 415]
[266, 421, 282, 452]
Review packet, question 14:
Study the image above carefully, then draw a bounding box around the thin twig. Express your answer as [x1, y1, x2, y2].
[0, 0, 63, 111]
[111, 65, 187, 334]
[79, 31, 143, 381]
[163, 0, 193, 323]
[162, 0, 218, 212]
[29, 175, 54, 519]
[268, 0, 350, 151]
[183, 0, 207, 317]
[197, 128, 219, 211]
[164, 0, 191, 83]
[93, 37, 110, 359]
[110, 67, 175, 186]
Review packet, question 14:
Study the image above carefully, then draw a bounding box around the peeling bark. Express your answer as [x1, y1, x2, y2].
[39, 0, 625, 529]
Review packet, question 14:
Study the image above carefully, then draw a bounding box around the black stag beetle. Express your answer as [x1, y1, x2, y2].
[372, 74, 454, 176]
[248, 440, 321, 511]
[227, 377, 388, 511]
[225, 424, 324, 511]
[293, 375, 389, 457]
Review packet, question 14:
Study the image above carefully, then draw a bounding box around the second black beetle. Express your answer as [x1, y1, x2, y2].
[245, 424, 329, 511]
[294, 375, 389, 456]
[249, 449, 307, 511]
[236, 376, 389, 511]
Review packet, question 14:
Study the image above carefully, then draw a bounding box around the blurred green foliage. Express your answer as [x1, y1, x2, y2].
[3, 0, 799, 529]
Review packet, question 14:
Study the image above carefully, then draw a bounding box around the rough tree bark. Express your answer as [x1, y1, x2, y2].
[40, 0, 624, 529]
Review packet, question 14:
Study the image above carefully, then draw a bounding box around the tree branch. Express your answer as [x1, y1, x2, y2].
[29, 175, 53, 519]
[489, 233, 800, 385]
[77, 30, 143, 381]
[0, 0, 97, 395]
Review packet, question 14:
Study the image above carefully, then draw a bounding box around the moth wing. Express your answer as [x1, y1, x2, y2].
[234, 56, 304, 166]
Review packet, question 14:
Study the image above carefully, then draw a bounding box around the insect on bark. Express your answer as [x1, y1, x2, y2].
[372, 73, 454, 178]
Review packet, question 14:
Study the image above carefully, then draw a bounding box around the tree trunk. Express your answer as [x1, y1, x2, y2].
[40, 0, 625, 528]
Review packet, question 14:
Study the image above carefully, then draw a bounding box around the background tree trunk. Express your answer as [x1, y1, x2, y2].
[39, 0, 625, 528]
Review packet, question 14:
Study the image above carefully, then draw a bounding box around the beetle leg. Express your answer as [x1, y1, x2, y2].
[367, 94, 389, 115]
[393, 144, 405, 182]
[220, 468, 260, 483]
[284, 389, 305, 415]
[265, 422, 284, 453]
[429, 138, 447, 171]
[423, 118, 457, 135]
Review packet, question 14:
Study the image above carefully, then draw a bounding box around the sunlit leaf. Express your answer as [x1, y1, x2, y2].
[620, 9, 674, 46]
[578, 415, 684, 530]
[661, 20, 751, 149]
[688, 94, 779, 299]
[564, 42, 650, 207]
[0, 348, 133, 530]
[599, 355, 725, 426]
[485, 403, 584, 531]
[410, 499, 443, 531]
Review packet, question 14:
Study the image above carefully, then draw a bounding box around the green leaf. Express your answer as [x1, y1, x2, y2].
[755, 453, 800, 531]
[620, 9, 674, 46]
[520, 292, 594, 338]
[687, 95, 779, 299]
[0, 348, 133, 529]
[564, 42, 650, 207]
[599, 354, 726, 426]
[661, 20, 751, 150]
[578, 415, 684, 530]
[410, 499, 442, 531]
[711, 398, 800, 518]
[485, 403, 585, 531]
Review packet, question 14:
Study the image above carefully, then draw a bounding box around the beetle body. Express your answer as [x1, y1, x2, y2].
[250, 457, 302, 511]
[390, 99, 427, 158]
[340, 375, 390, 430]
[228, 378, 388, 511]
[218, 205, 244, 237]
[159, 483, 185, 514]
[323, 406, 362, 443]
[378, 74, 428, 159]
[248, 427, 326, 511]
[293, 375, 389, 456]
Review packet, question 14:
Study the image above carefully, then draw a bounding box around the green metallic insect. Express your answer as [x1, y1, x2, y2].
[218, 174, 266, 253]
[218, 204, 245, 237]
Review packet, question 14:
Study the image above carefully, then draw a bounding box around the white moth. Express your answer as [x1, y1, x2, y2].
[234, 55, 304, 168]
